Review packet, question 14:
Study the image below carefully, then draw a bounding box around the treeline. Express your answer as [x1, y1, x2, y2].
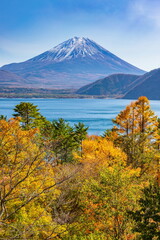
[0, 87, 75, 98]
[0, 88, 112, 98]
[0, 96, 159, 239]
[0, 88, 96, 98]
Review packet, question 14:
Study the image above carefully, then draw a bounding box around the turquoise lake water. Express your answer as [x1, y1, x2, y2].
[0, 98, 160, 135]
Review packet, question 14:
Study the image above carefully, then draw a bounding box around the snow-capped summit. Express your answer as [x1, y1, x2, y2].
[48, 37, 100, 61]
[27, 37, 114, 62]
[1, 37, 145, 89]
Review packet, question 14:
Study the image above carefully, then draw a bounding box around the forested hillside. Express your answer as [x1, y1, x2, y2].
[0, 97, 159, 239]
[76, 73, 139, 97]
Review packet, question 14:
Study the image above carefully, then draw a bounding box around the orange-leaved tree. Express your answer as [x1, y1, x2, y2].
[113, 96, 158, 137]
[112, 97, 158, 170]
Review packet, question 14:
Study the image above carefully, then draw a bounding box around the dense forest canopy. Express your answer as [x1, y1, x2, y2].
[0, 97, 159, 239]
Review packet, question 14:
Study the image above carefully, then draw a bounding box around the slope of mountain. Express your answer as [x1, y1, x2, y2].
[1, 37, 145, 89]
[0, 70, 29, 87]
[123, 68, 160, 100]
[76, 73, 140, 97]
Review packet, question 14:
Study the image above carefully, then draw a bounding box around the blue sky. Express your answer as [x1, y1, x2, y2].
[1, 0, 160, 71]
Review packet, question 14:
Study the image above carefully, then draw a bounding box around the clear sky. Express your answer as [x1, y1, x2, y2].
[1, 0, 160, 71]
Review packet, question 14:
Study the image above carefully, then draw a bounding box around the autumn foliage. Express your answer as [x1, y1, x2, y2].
[0, 118, 65, 239]
[0, 97, 159, 239]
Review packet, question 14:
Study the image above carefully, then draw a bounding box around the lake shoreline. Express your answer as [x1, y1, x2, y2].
[0, 87, 122, 99]
[1, 98, 159, 136]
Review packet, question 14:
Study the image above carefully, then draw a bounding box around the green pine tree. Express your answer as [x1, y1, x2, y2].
[129, 181, 160, 240]
[13, 102, 48, 130]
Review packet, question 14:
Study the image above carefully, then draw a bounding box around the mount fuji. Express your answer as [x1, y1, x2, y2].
[1, 37, 145, 89]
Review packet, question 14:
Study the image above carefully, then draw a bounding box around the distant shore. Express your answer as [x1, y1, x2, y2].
[0, 87, 121, 99]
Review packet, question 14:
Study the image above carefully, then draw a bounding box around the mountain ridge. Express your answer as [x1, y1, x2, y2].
[123, 68, 160, 100]
[1, 37, 145, 89]
[76, 73, 140, 97]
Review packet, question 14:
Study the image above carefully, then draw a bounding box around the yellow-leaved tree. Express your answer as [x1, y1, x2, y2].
[69, 136, 142, 240]
[75, 136, 126, 172]
[0, 118, 66, 239]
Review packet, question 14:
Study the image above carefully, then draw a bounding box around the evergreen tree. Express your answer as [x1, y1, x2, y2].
[49, 119, 88, 163]
[50, 118, 76, 163]
[13, 102, 48, 129]
[74, 122, 88, 156]
[129, 181, 160, 240]
[0, 115, 7, 120]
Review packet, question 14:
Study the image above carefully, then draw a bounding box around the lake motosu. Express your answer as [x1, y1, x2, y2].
[1, 98, 160, 135]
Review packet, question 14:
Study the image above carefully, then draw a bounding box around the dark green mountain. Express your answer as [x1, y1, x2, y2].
[76, 73, 140, 97]
[123, 68, 160, 100]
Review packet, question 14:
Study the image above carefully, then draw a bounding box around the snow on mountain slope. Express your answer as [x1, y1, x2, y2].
[27, 37, 112, 62]
[1, 37, 145, 89]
